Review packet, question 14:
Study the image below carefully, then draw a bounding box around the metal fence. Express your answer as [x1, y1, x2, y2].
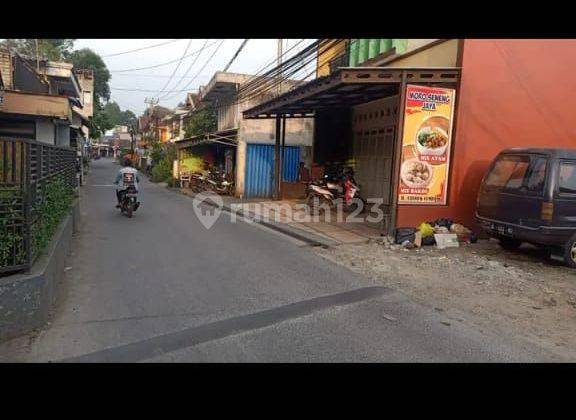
[0, 137, 77, 275]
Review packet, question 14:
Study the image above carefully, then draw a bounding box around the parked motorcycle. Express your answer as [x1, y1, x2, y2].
[207, 169, 234, 195]
[306, 166, 366, 214]
[190, 172, 208, 193]
[191, 169, 234, 195]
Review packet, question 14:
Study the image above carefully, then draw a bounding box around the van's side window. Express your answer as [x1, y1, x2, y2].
[485, 155, 529, 189]
[484, 155, 529, 188]
[525, 157, 548, 193]
[559, 162, 576, 194]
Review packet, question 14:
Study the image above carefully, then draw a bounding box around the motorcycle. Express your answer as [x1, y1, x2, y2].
[190, 172, 207, 193]
[207, 169, 234, 195]
[191, 169, 234, 195]
[306, 166, 366, 214]
[119, 173, 140, 218]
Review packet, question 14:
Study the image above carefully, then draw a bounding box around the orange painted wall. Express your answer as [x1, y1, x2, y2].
[397, 39, 576, 230]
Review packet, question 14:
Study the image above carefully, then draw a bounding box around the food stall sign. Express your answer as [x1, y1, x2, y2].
[397, 84, 456, 205]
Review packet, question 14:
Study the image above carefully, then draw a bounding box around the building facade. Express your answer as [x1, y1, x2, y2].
[243, 38, 576, 234]
[0, 47, 94, 153]
[176, 71, 314, 198]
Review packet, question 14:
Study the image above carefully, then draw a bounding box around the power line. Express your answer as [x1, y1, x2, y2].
[116, 40, 308, 104]
[109, 39, 221, 73]
[112, 73, 206, 79]
[229, 39, 342, 108]
[156, 40, 308, 101]
[222, 39, 249, 72]
[235, 39, 320, 96]
[153, 39, 325, 111]
[235, 39, 327, 99]
[111, 87, 194, 93]
[110, 83, 211, 93]
[125, 39, 326, 114]
[154, 39, 193, 97]
[238, 39, 308, 90]
[158, 39, 210, 100]
[165, 39, 330, 113]
[102, 39, 182, 57]
[159, 40, 226, 102]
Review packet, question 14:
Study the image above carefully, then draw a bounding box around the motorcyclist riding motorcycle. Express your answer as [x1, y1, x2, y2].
[114, 158, 140, 209]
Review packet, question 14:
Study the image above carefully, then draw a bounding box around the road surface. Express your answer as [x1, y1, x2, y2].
[0, 158, 556, 362]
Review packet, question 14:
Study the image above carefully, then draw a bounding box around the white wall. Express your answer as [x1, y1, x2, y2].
[35, 119, 55, 144]
[234, 117, 315, 197]
[55, 124, 70, 147]
[239, 117, 314, 146]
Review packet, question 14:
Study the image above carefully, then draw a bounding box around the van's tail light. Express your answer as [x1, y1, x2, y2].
[541, 201, 554, 221]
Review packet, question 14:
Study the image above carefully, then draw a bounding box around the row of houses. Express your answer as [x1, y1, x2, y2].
[138, 39, 576, 235]
[138, 71, 314, 198]
[0, 46, 94, 155]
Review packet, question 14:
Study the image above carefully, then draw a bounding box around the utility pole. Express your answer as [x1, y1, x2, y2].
[35, 39, 40, 72]
[274, 39, 283, 200]
[144, 97, 159, 145]
[277, 39, 283, 96]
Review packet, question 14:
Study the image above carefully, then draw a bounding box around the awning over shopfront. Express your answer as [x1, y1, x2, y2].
[175, 128, 238, 149]
[242, 66, 462, 230]
[243, 67, 460, 119]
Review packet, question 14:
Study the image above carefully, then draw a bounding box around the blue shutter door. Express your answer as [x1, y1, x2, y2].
[282, 145, 301, 182]
[245, 144, 301, 198]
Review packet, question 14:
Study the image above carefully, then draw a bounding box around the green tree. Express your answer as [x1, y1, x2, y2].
[122, 109, 137, 128]
[69, 48, 111, 103]
[88, 101, 113, 139]
[102, 101, 137, 127]
[1, 39, 75, 61]
[69, 48, 114, 140]
[102, 102, 123, 126]
[184, 107, 217, 138]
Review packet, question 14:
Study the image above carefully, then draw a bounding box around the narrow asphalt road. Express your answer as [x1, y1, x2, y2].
[0, 158, 556, 362]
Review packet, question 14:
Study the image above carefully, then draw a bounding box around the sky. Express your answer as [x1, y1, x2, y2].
[73, 39, 317, 116]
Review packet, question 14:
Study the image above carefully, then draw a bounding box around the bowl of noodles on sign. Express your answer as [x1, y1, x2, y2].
[415, 126, 449, 157]
[415, 116, 450, 157]
[400, 158, 433, 189]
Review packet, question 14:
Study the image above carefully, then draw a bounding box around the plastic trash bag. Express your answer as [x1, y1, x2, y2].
[418, 222, 435, 238]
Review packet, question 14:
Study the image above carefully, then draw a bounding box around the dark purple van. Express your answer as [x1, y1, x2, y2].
[476, 148, 576, 268]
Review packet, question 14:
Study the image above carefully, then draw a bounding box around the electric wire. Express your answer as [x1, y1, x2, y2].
[109, 39, 221, 73]
[154, 39, 193, 97]
[158, 39, 210, 100]
[222, 39, 249, 72]
[158, 39, 226, 102]
[102, 39, 181, 57]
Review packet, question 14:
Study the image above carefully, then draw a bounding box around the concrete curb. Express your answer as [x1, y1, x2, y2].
[172, 188, 338, 247]
[0, 199, 80, 342]
[221, 204, 338, 248]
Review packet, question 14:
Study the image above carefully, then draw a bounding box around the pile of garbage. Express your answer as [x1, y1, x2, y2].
[394, 218, 477, 250]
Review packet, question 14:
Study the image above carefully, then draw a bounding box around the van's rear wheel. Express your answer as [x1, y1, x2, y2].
[562, 234, 576, 268]
[499, 237, 522, 250]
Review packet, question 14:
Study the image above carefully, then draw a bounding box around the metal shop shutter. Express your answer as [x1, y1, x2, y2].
[244, 144, 301, 198]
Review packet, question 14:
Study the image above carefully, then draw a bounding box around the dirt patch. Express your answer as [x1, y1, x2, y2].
[315, 239, 576, 360]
